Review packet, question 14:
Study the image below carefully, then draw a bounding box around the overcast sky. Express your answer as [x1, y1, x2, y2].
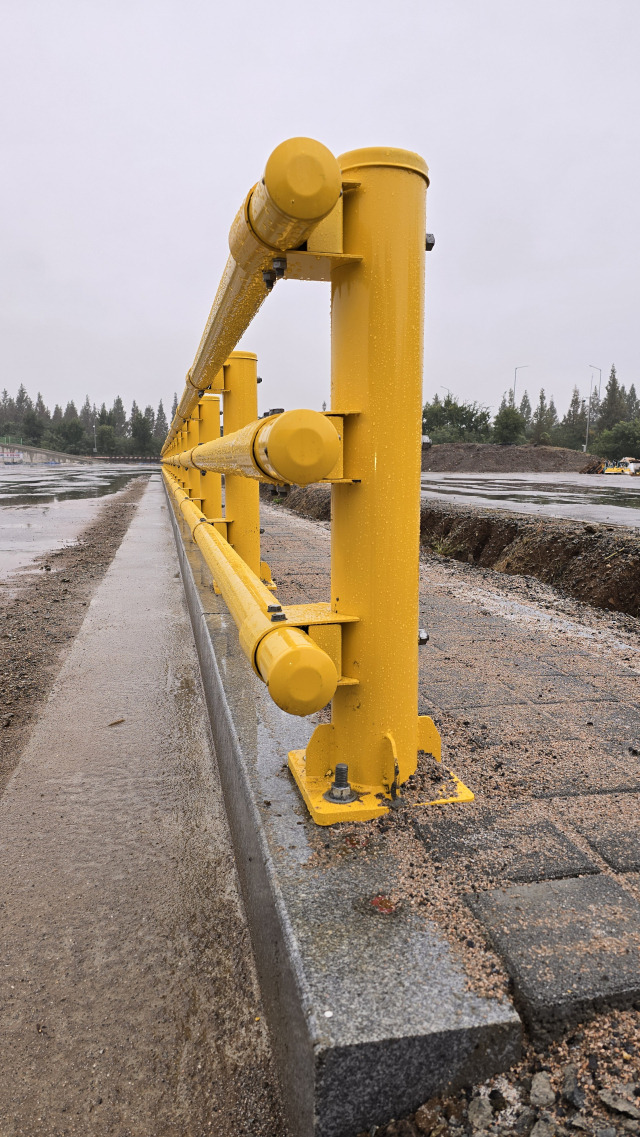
[1, 0, 638, 422]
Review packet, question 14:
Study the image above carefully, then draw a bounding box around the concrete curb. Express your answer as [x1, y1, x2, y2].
[165, 485, 522, 1137]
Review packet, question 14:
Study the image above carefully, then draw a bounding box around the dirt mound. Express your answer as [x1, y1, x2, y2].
[270, 484, 640, 619]
[422, 442, 599, 473]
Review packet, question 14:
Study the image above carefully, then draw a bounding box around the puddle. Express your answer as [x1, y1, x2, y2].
[421, 472, 640, 529]
[0, 463, 156, 585]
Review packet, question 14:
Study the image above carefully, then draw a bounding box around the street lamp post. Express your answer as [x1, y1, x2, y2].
[93, 422, 97, 454]
[513, 365, 529, 406]
[584, 373, 595, 452]
[589, 365, 602, 400]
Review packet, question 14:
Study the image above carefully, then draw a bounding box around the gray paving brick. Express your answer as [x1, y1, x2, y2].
[415, 809, 598, 884]
[468, 876, 640, 1039]
[564, 794, 640, 871]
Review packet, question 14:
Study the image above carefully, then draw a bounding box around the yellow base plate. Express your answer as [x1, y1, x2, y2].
[288, 749, 474, 826]
[414, 772, 475, 807]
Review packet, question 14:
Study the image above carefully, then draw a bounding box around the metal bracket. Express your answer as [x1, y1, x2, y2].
[288, 715, 473, 826]
[284, 250, 361, 283]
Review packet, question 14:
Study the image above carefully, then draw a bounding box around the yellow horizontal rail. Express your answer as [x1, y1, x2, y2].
[164, 408, 340, 486]
[162, 137, 342, 455]
[163, 468, 337, 715]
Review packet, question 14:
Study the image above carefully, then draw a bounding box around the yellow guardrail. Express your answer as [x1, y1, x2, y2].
[163, 136, 473, 824]
[164, 408, 341, 486]
[162, 137, 342, 455]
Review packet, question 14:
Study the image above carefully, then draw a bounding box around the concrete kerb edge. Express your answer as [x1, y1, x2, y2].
[164, 483, 524, 1136]
[164, 481, 320, 1136]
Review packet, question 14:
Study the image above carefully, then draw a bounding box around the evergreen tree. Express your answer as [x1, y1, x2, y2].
[80, 396, 93, 432]
[531, 389, 549, 443]
[626, 383, 639, 420]
[548, 397, 558, 431]
[34, 392, 50, 423]
[556, 386, 587, 450]
[144, 405, 155, 433]
[52, 404, 63, 424]
[588, 387, 601, 432]
[171, 392, 178, 418]
[63, 400, 78, 421]
[15, 384, 33, 422]
[96, 424, 117, 454]
[22, 407, 44, 446]
[519, 391, 532, 431]
[130, 405, 153, 454]
[153, 399, 168, 442]
[599, 365, 627, 431]
[110, 396, 127, 437]
[128, 400, 140, 439]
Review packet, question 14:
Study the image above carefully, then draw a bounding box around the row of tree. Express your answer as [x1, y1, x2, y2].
[423, 366, 640, 458]
[0, 386, 175, 456]
[3, 367, 638, 459]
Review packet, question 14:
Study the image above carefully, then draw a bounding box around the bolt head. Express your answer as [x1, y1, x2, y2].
[425, 233, 435, 251]
[418, 628, 429, 645]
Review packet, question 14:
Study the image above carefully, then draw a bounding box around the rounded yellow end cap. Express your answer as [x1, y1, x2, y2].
[266, 409, 340, 485]
[264, 138, 342, 222]
[266, 641, 337, 717]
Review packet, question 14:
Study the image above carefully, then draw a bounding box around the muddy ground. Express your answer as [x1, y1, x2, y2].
[422, 444, 600, 474]
[270, 484, 640, 619]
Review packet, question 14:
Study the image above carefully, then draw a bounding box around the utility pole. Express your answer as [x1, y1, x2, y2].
[584, 373, 595, 452]
[589, 364, 602, 400]
[513, 365, 528, 405]
[93, 421, 97, 454]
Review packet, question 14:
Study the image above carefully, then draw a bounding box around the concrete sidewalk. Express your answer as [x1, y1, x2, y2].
[0, 478, 286, 1137]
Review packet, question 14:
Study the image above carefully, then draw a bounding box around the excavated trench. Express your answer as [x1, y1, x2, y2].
[265, 485, 640, 619]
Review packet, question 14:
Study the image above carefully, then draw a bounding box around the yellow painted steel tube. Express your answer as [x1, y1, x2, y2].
[163, 469, 337, 716]
[162, 137, 342, 454]
[221, 352, 260, 575]
[164, 408, 340, 486]
[198, 393, 222, 521]
[329, 147, 429, 788]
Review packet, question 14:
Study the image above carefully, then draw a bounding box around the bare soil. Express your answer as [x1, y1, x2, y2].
[422, 443, 600, 474]
[269, 484, 640, 619]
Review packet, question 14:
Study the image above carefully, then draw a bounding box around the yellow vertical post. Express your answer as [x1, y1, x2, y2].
[330, 148, 430, 790]
[199, 393, 222, 525]
[220, 351, 260, 575]
[182, 425, 188, 491]
[329, 149, 430, 790]
[186, 407, 201, 502]
[299, 150, 431, 806]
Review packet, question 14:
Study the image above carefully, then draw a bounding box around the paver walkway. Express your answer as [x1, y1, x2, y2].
[260, 503, 640, 1040]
